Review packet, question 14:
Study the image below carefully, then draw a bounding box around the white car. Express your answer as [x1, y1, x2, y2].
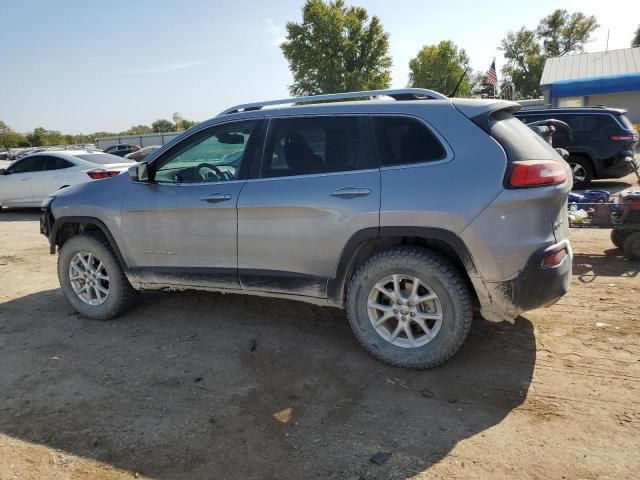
[0, 150, 134, 210]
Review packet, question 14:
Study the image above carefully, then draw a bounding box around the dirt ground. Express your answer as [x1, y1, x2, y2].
[1, 175, 639, 480]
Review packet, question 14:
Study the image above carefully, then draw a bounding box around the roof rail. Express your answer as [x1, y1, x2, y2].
[218, 88, 447, 115]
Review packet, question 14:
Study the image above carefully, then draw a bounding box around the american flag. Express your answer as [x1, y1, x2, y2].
[486, 58, 497, 86]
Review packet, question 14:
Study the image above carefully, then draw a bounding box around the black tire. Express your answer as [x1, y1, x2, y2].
[623, 232, 640, 261]
[567, 155, 594, 189]
[58, 234, 137, 320]
[346, 247, 473, 369]
[611, 229, 628, 250]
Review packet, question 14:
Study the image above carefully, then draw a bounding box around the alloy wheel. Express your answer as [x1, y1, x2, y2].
[69, 251, 110, 305]
[367, 274, 443, 348]
[570, 162, 587, 183]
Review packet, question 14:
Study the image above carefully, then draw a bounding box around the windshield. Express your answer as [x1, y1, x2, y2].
[73, 153, 134, 164]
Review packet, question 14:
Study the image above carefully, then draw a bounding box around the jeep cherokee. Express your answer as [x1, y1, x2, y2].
[41, 88, 573, 369]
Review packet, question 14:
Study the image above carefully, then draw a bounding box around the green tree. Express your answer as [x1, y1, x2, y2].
[469, 71, 496, 98]
[536, 9, 599, 57]
[26, 127, 47, 146]
[0, 121, 26, 150]
[178, 119, 198, 130]
[500, 9, 598, 99]
[44, 129, 64, 145]
[151, 119, 175, 133]
[408, 40, 471, 96]
[125, 125, 153, 135]
[632, 25, 640, 48]
[281, 0, 392, 96]
[500, 28, 545, 99]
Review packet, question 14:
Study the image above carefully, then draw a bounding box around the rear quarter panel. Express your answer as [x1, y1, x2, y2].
[378, 103, 507, 278]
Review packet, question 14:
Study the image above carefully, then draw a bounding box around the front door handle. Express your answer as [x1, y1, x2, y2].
[200, 192, 232, 203]
[330, 187, 371, 199]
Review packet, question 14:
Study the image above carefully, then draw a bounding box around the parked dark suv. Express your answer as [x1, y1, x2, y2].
[515, 107, 638, 188]
[104, 144, 141, 158]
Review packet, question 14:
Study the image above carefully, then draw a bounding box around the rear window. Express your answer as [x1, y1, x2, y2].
[72, 153, 133, 164]
[618, 114, 636, 131]
[490, 111, 558, 161]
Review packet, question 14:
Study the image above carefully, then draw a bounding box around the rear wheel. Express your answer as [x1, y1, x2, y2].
[58, 234, 137, 320]
[346, 247, 473, 369]
[567, 155, 593, 189]
[611, 229, 628, 250]
[623, 232, 640, 261]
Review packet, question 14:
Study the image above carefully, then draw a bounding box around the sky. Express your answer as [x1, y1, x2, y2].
[1, 0, 639, 134]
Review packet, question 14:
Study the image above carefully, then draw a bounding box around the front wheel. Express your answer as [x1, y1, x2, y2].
[346, 247, 473, 369]
[58, 234, 137, 320]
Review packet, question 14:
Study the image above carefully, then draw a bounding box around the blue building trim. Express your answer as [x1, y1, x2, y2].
[550, 72, 640, 99]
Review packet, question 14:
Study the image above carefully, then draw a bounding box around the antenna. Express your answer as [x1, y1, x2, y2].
[447, 67, 470, 98]
[606, 29, 610, 52]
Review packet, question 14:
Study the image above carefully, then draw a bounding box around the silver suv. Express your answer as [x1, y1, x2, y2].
[40, 89, 573, 369]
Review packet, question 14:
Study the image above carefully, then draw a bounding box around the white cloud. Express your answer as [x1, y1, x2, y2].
[125, 61, 206, 74]
[265, 18, 287, 46]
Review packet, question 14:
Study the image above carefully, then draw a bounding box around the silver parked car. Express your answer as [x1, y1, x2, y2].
[40, 89, 572, 369]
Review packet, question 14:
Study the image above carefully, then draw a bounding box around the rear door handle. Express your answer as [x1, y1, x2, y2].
[200, 192, 232, 203]
[330, 187, 371, 199]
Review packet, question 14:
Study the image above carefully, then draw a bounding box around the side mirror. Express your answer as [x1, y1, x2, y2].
[128, 162, 150, 182]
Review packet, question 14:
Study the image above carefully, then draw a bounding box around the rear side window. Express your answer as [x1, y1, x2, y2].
[262, 117, 362, 178]
[41, 156, 73, 170]
[490, 110, 558, 161]
[560, 115, 597, 132]
[372, 116, 446, 167]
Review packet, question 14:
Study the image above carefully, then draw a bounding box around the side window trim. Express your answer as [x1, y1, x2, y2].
[370, 114, 454, 171]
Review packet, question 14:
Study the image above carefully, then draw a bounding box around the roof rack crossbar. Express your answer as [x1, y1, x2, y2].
[218, 88, 447, 115]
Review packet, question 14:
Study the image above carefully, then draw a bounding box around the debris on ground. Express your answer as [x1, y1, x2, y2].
[369, 452, 392, 466]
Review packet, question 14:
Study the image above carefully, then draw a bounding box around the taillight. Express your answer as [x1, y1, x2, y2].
[620, 199, 640, 212]
[508, 160, 567, 188]
[542, 247, 567, 267]
[87, 169, 120, 179]
[610, 134, 639, 141]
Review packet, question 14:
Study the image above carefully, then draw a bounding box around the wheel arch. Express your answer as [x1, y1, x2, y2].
[51, 216, 128, 271]
[567, 152, 595, 171]
[328, 227, 480, 307]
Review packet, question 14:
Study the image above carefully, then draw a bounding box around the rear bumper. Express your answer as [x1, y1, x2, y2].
[478, 239, 572, 321]
[595, 153, 637, 179]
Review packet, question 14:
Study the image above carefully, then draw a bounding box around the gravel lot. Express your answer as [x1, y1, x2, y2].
[1, 173, 639, 479]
